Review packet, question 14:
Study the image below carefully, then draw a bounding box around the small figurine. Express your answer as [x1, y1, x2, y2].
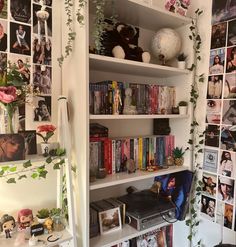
[18, 209, 33, 230]
[43, 218, 53, 234]
[123, 88, 137, 115]
[0, 214, 16, 238]
[113, 87, 122, 115]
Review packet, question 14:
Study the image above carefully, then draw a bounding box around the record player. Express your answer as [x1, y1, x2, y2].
[118, 190, 176, 231]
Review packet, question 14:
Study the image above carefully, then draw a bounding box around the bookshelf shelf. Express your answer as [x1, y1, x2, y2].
[90, 166, 188, 190]
[90, 54, 190, 78]
[90, 114, 189, 120]
[90, 221, 170, 247]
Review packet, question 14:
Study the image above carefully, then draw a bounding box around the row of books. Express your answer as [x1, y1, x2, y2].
[89, 135, 175, 175]
[89, 80, 176, 115]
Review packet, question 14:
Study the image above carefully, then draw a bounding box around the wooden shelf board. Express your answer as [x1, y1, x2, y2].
[90, 221, 170, 247]
[0, 228, 73, 247]
[90, 0, 192, 31]
[90, 166, 188, 190]
[89, 54, 189, 78]
[90, 114, 189, 120]
[0, 155, 49, 166]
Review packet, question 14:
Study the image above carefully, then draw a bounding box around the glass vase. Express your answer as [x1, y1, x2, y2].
[0, 106, 19, 134]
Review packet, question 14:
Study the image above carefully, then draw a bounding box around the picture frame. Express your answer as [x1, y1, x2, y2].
[98, 207, 121, 235]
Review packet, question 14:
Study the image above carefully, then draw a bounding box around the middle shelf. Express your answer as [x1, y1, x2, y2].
[90, 165, 188, 190]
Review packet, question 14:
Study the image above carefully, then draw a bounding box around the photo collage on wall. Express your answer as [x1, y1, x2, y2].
[201, 0, 236, 232]
[0, 0, 53, 126]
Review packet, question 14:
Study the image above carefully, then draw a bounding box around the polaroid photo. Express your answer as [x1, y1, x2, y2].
[0, 52, 7, 78]
[216, 201, 233, 230]
[202, 172, 217, 198]
[18, 130, 37, 155]
[209, 48, 225, 75]
[98, 207, 121, 235]
[203, 149, 218, 173]
[218, 150, 235, 178]
[200, 195, 216, 222]
[217, 176, 234, 205]
[0, 134, 25, 162]
[33, 65, 52, 94]
[220, 125, 236, 152]
[10, 22, 31, 56]
[228, 19, 236, 46]
[0, 0, 7, 19]
[33, 95, 51, 122]
[211, 22, 227, 49]
[226, 46, 236, 73]
[224, 73, 236, 99]
[205, 124, 220, 148]
[33, 0, 52, 6]
[10, 0, 31, 24]
[0, 19, 7, 52]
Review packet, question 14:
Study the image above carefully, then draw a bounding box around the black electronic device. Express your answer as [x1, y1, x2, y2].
[118, 190, 176, 231]
[153, 118, 171, 135]
[30, 223, 44, 236]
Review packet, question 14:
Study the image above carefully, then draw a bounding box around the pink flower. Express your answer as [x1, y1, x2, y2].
[37, 124, 56, 133]
[0, 86, 17, 104]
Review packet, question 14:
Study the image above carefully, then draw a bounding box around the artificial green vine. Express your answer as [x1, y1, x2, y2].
[58, 0, 86, 67]
[185, 9, 205, 247]
[0, 148, 66, 183]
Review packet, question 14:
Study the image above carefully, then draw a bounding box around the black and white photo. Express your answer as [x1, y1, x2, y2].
[33, 65, 52, 94]
[33, 95, 51, 122]
[10, 0, 31, 23]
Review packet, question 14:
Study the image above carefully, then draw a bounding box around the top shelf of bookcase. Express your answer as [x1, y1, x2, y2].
[89, 54, 189, 78]
[89, 0, 192, 31]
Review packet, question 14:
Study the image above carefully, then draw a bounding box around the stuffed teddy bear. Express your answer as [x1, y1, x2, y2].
[111, 23, 150, 63]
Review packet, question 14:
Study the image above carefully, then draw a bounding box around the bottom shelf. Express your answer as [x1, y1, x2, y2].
[90, 222, 170, 247]
[0, 228, 73, 247]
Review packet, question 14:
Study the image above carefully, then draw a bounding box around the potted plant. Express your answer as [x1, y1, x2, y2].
[176, 53, 187, 69]
[178, 101, 188, 115]
[36, 124, 56, 156]
[36, 208, 50, 224]
[172, 147, 185, 166]
[50, 208, 65, 232]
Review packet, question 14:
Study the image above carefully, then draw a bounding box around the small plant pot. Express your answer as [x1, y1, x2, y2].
[179, 106, 188, 115]
[52, 215, 65, 232]
[177, 61, 186, 69]
[166, 156, 174, 166]
[37, 217, 48, 224]
[174, 157, 184, 166]
[40, 143, 53, 156]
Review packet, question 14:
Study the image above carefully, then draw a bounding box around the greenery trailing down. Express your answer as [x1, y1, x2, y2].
[58, 0, 86, 67]
[0, 148, 66, 184]
[185, 9, 205, 247]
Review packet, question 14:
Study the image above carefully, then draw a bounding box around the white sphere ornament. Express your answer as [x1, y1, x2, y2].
[151, 28, 182, 63]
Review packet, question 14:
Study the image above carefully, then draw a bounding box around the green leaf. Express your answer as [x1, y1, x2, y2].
[46, 157, 52, 164]
[9, 167, 17, 172]
[18, 175, 27, 180]
[23, 160, 32, 168]
[7, 178, 16, 183]
[189, 35, 193, 40]
[53, 163, 61, 170]
[1, 166, 10, 171]
[31, 173, 38, 179]
[39, 170, 48, 179]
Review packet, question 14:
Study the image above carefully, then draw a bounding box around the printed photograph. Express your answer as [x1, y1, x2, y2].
[10, 0, 31, 23]
[205, 124, 220, 148]
[211, 22, 227, 49]
[33, 0, 52, 6]
[0, 52, 7, 78]
[33, 65, 52, 94]
[212, 0, 236, 24]
[206, 99, 221, 125]
[33, 4, 52, 37]
[216, 201, 224, 225]
[200, 195, 216, 221]
[218, 151, 235, 178]
[222, 100, 236, 125]
[207, 75, 223, 99]
[224, 73, 236, 99]
[228, 19, 236, 46]
[224, 203, 234, 229]
[33, 35, 52, 65]
[202, 172, 217, 197]
[221, 125, 236, 152]
[209, 48, 225, 75]
[98, 207, 121, 235]
[8, 54, 31, 84]
[33, 95, 51, 122]
[0, 0, 7, 19]
[18, 130, 37, 155]
[0, 134, 25, 162]
[226, 46, 236, 73]
[203, 149, 218, 173]
[0, 19, 7, 52]
[217, 176, 234, 204]
[10, 22, 31, 56]
[18, 104, 25, 131]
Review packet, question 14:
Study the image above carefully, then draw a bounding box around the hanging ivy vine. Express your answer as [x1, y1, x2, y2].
[185, 9, 205, 247]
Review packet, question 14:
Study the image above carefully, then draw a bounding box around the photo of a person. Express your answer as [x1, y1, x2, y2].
[202, 172, 217, 197]
[228, 19, 236, 46]
[209, 49, 225, 75]
[206, 100, 221, 124]
[0, 52, 7, 78]
[10, 23, 31, 55]
[16, 59, 30, 83]
[205, 124, 220, 148]
[226, 46, 236, 73]
[0, 134, 25, 162]
[10, 0, 31, 23]
[200, 195, 216, 221]
[224, 203, 233, 229]
[224, 73, 236, 99]
[211, 22, 227, 49]
[222, 100, 236, 125]
[221, 125, 236, 151]
[219, 151, 235, 178]
[0, 20, 7, 51]
[33, 96, 51, 122]
[207, 75, 223, 99]
[33, 65, 51, 94]
[217, 176, 234, 204]
[19, 130, 37, 155]
[212, 0, 236, 24]
[0, 0, 7, 19]
[33, 0, 52, 6]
